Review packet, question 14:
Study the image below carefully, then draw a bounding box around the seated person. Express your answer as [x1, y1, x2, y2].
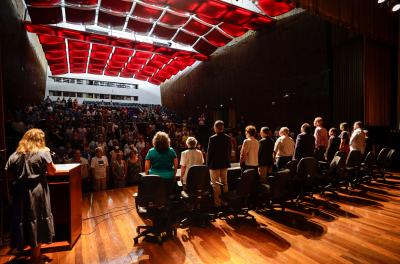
[180, 137, 204, 188]
[145, 132, 178, 195]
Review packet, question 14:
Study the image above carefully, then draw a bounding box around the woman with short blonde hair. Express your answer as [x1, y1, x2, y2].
[5, 128, 57, 263]
[180, 137, 204, 186]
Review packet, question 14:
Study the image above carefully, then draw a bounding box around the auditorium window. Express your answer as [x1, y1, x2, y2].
[76, 79, 84, 85]
[49, 90, 62, 96]
[76, 92, 83, 97]
[83, 93, 93, 98]
[63, 91, 76, 97]
[111, 95, 125, 100]
[49, 76, 139, 90]
[133, 96, 138, 101]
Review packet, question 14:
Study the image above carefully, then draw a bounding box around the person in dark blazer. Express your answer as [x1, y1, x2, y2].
[207, 120, 232, 207]
[325, 127, 341, 163]
[294, 123, 315, 161]
[258, 127, 275, 183]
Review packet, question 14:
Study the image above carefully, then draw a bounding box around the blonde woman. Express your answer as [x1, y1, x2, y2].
[273, 127, 295, 170]
[5, 128, 57, 264]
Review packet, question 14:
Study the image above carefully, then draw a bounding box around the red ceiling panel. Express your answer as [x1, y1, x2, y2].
[68, 40, 90, 51]
[133, 3, 163, 20]
[196, 0, 229, 19]
[134, 51, 153, 59]
[101, 0, 133, 13]
[204, 29, 232, 47]
[143, 66, 157, 73]
[155, 70, 172, 80]
[122, 68, 139, 75]
[257, 0, 295, 17]
[219, 23, 247, 37]
[25, 0, 60, 6]
[163, 0, 200, 13]
[130, 57, 148, 65]
[184, 19, 212, 36]
[243, 15, 273, 30]
[173, 30, 198, 46]
[159, 11, 189, 26]
[65, 7, 96, 25]
[89, 58, 108, 66]
[114, 48, 133, 57]
[151, 24, 177, 40]
[120, 72, 134, 78]
[60, 29, 86, 41]
[90, 51, 110, 61]
[148, 78, 162, 85]
[152, 54, 170, 64]
[126, 64, 142, 71]
[110, 54, 130, 63]
[88, 68, 103, 75]
[104, 70, 120, 76]
[137, 70, 153, 77]
[65, 0, 97, 5]
[163, 65, 179, 75]
[52, 69, 68, 75]
[45, 50, 67, 59]
[39, 35, 64, 44]
[70, 67, 87, 73]
[134, 74, 149, 81]
[46, 56, 67, 64]
[69, 57, 88, 64]
[107, 61, 126, 68]
[97, 11, 126, 29]
[193, 38, 217, 56]
[27, 6, 63, 24]
[91, 44, 113, 54]
[69, 50, 89, 58]
[147, 60, 165, 69]
[41, 43, 65, 51]
[127, 18, 154, 34]
[223, 8, 253, 25]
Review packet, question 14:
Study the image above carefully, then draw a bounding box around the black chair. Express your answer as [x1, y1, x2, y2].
[294, 157, 321, 203]
[335, 151, 347, 159]
[345, 150, 362, 187]
[285, 159, 298, 177]
[360, 151, 375, 182]
[257, 169, 292, 211]
[180, 165, 214, 227]
[322, 155, 346, 195]
[218, 169, 258, 222]
[374, 148, 391, 180]
[133, 175, 176, 245]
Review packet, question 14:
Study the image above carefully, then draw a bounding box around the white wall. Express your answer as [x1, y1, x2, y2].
[45, 72, 161, 105]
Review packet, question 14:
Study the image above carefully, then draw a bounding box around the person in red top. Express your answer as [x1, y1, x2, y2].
[313, 117, 328, 161]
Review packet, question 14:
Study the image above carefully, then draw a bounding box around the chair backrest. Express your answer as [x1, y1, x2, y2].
[327, 156, 344, 178]
[377, 148, 390, 166]
[185, 165, 211, 194]
[346, 150, 362, 167]
[335, 151, 346, 159]
[270, 169, 291, 200]
[285, 159, 298, 176]
[137, 175, 167, 207]
[236, 169, 257, 197]
[363, 151, 375, 169]
[297, 157, 320, 180]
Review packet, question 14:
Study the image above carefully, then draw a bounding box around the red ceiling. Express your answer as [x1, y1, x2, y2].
[24, 0, 296, 83]
[26, 23, 206, 84]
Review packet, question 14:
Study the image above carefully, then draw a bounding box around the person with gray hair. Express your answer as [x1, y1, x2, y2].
[273, 127, 295, 170]
[179, 136, 204, 186]
[207, 120, 232, 207]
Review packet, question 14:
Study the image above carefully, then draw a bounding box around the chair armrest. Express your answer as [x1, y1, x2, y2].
[177, 180, 183, 187]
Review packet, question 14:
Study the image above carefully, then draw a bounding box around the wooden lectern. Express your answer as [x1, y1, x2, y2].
[43, 164, 82, 252]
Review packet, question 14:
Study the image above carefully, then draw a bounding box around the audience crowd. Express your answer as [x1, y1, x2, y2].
[6, 97, 373, 201]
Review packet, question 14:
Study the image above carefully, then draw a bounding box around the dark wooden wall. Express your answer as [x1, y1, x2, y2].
[0, 0, 47, 110]
[162, 13, 331, 130]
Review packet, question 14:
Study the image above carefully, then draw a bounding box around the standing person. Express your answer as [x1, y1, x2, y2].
[273, 127, 295, 171]
[180, 137, 204, 188]
[145, 132, 178, 194]
[339, 122, 350, 156]
[294, 123, 315, 161]
[325, 128, 340, 163]
[91, 147, 109, 191]
[72, 149, 90, 193]
[240, 125, 259, 171]
[112, 151, 127, 188]
[350, 121, 366, 154]
[5, 128, 56, 263]
[313, 117, 328, 161]
[126, 147, 142, 185]
[207, 120, 232, 207]
[258, 127, 275, 183]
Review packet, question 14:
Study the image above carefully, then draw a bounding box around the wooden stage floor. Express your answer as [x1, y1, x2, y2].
[2, 173, 400, 264]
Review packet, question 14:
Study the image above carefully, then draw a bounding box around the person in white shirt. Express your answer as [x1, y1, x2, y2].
[91, 147, 109, 191]
[350, 121, 366, 154]
[274, 127, 295, 170]
[240, 125, 259, 171]
[180, 137, 204, 186]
